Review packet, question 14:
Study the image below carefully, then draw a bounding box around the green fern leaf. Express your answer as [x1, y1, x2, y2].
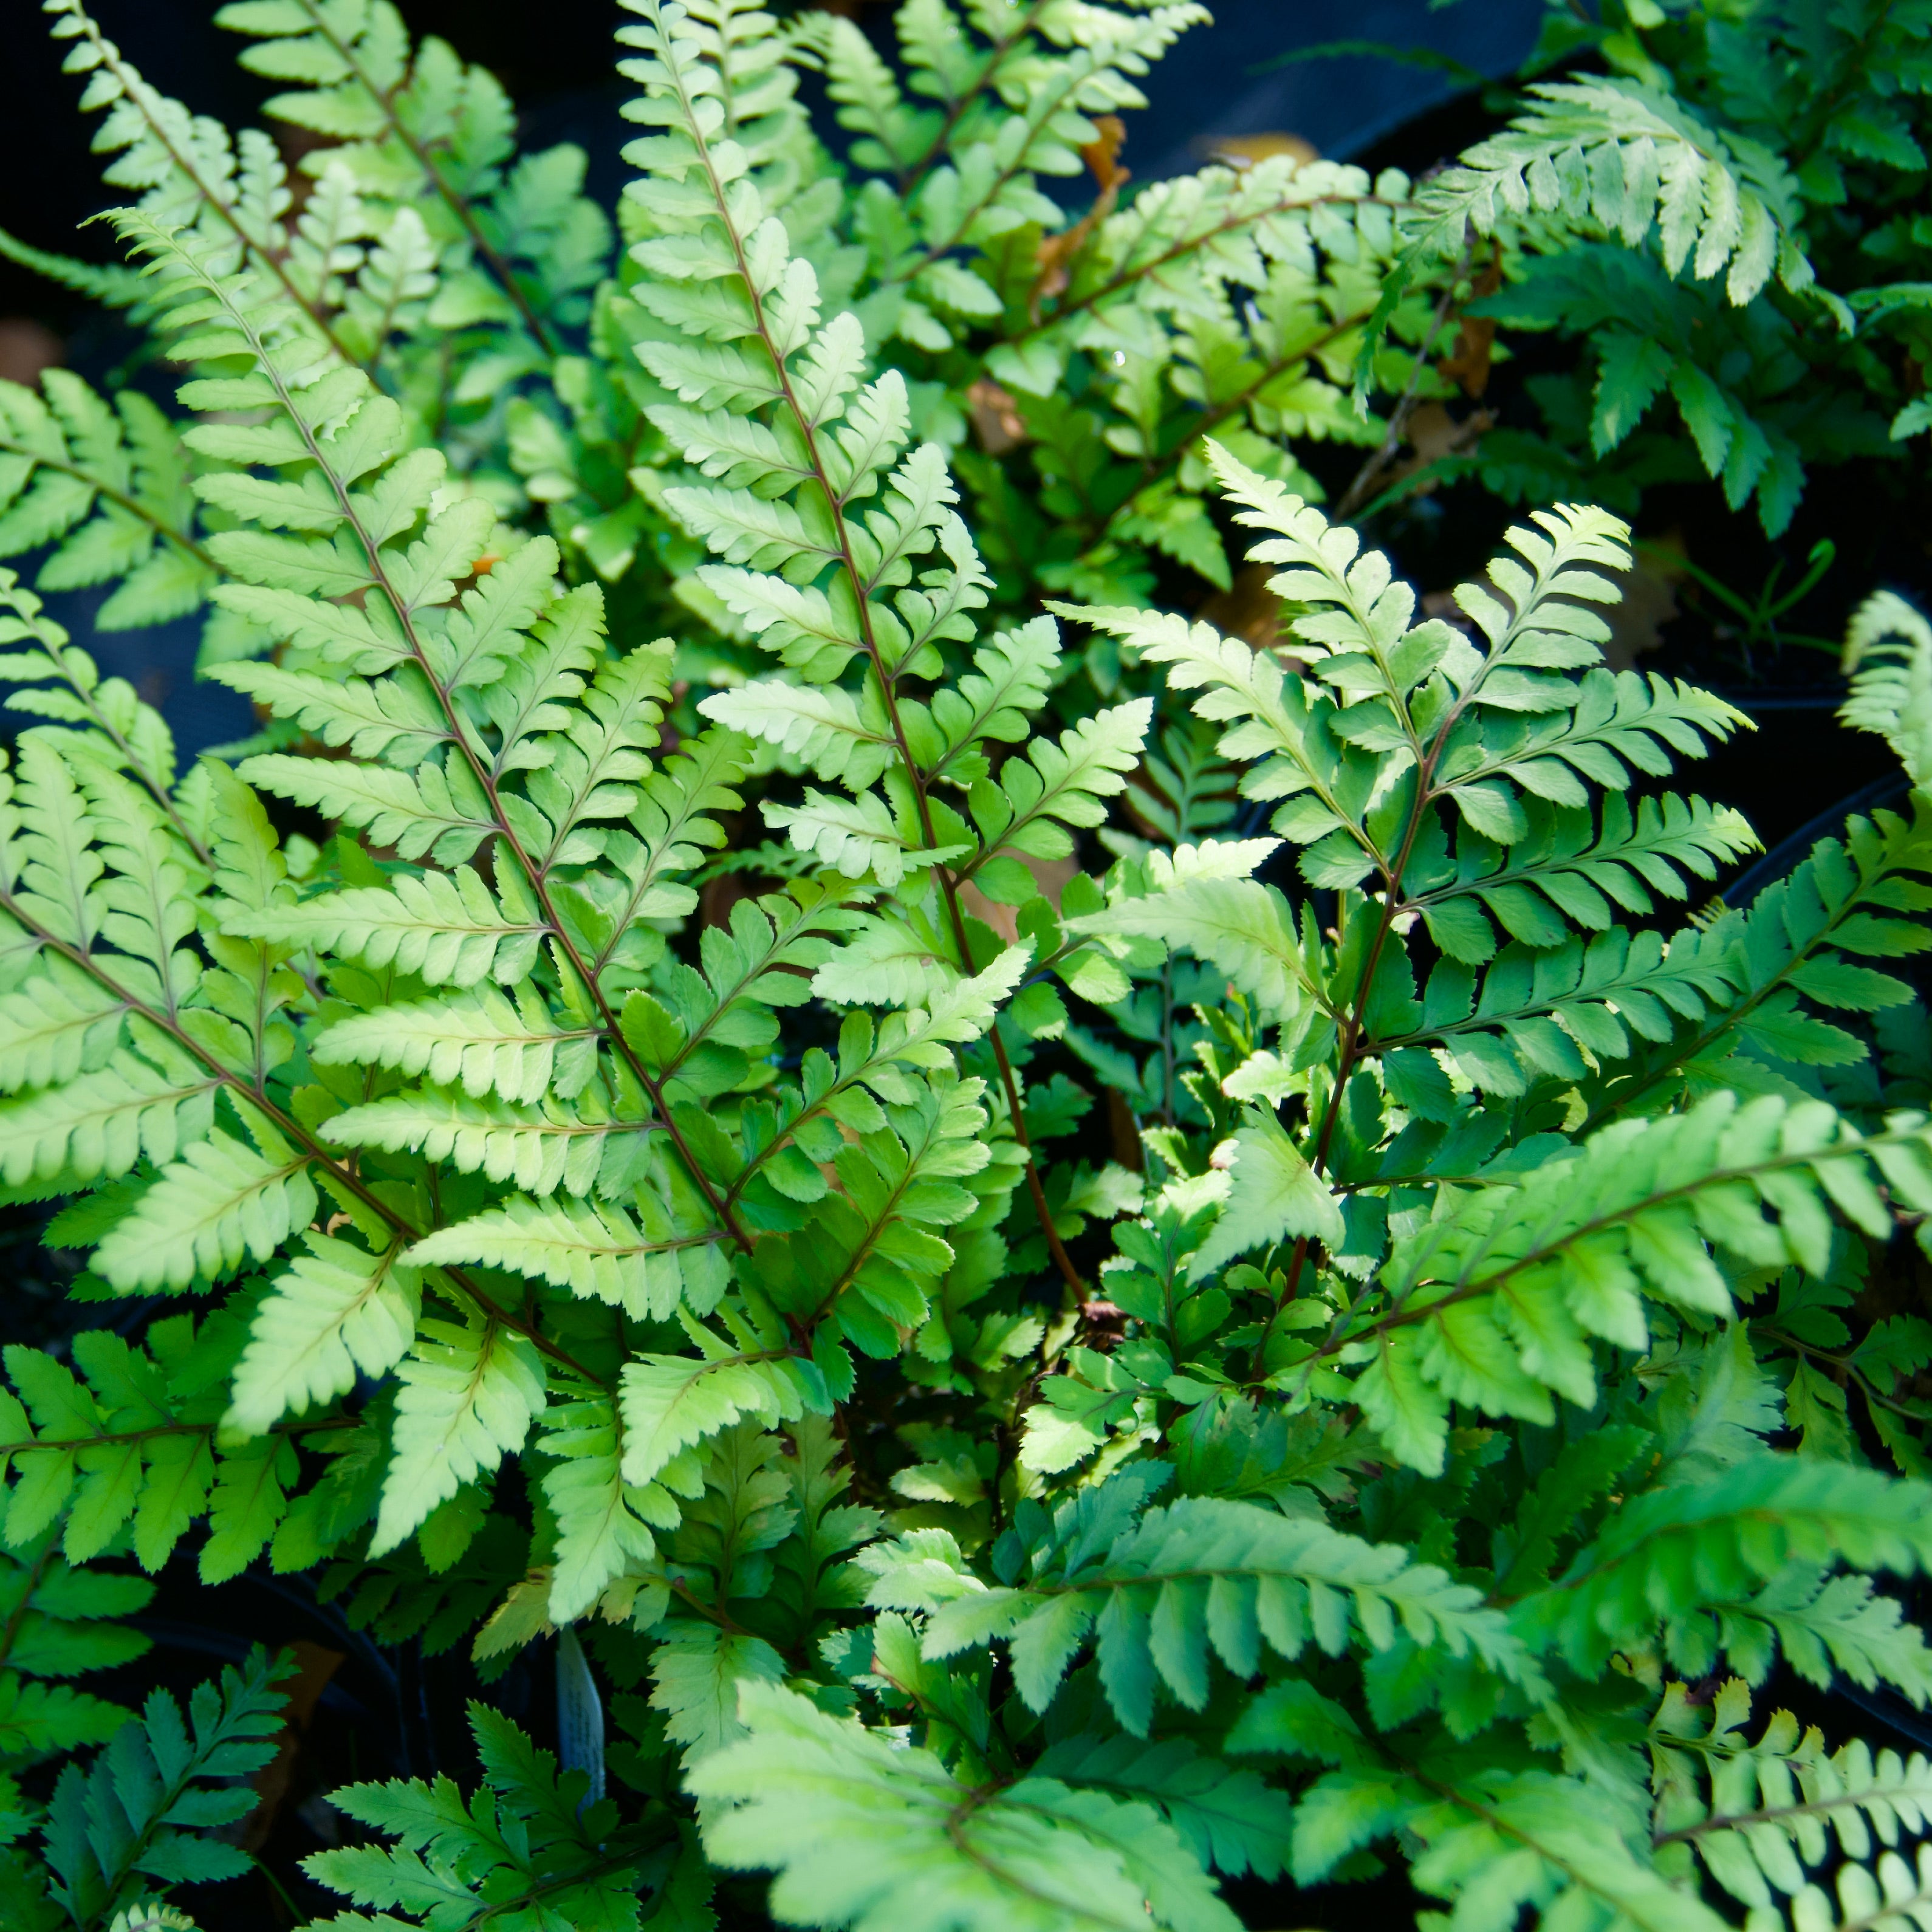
[879, 1487, 1531, 1736]
[371, 1318, 547, 1557]
[692, 1681, 1242, 1932]
[1842, 590, 1932, 785]
[540, 1389, 680, 1624]
[236, 867, 545, 987]
[39, 1646, 290, 1928]
[313, 984, 597, 1106]
[1516, 1455, 1932, 1677]
[91, 1126, 316, 1293]
[224, 1232, 420, 1436]
[406, 1194, 708, 1318]
[326, 1086, 639, 1197]
[651, 1624, 788, 1764]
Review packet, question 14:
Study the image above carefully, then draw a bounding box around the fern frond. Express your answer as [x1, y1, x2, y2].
[1072, 863, 1328, 1026]
[0, 377, 212, 631]
[327, 1086, 641, 1199]
[305, 1701, 651, 1926]
[877, 2, 1211, 293]
[1716, 1565, 1932, 1705]
[1389, 925, 1742, 1097]
[1516, 1456, 1932, 1678]
[0, 1043, 219, 1191]
[371, 1317, 547, 1556]
[225, 1231, 420, 1436]
[623, 883, 860, 1103]
[48, 0, 363, 366]
[91, 1123, 317, 1293]
[1785, 1843, 1932, 1932]
[738, 1070, 992, 1360]
[618, 1348, 814, 1493]
[1843, 591, 1932, 786]
[1295, 1761, 1728, 1930]
[809, 910, 960, 1007]
[1389, 75, 1807, 318]
[764, 789, 962, 887]
[693, 1681, 1241, 1932]
[0, 572, 190, 827]
[0, 1534, 148, 1756]
[960, 698, 1153, 886]
[1327, 1095, 1932, 1471]
[699, 682, 897, 789]
[1405, 791, 1759, 964]
[237, 866, 546, 988]
[238, 753, 495, 865]
[1, 1329, 226, 1569]
[314, 984, 598, 1105]
[1591, 801, 1932, 1120]
[1033, 1732, 1293, 1883]
[407, 1193, 712, 1318]
[211, 658, 455, 765]
[871, 1484, 1530, 1736]
[537, 1388, 674, 1624]
[39, 1648, 290, 1928]
[213, 0, 612, 352]
[1651, 1676, 1932, 1911]
[0, 222, 147, 309]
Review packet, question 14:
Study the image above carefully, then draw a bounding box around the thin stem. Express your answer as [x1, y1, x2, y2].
[664, 48, 1084, 1294]
[1334, 242, 1471, 521]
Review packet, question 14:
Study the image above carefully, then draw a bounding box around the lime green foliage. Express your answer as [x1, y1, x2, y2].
[0, 1538, 148, 1762]
[3, 4, 1932, 1931]
[0, 378, 211, 635]
[4, 0, 1467, 696]
[1843, 592, 1932, 787]
[784, 0, 1432, 604]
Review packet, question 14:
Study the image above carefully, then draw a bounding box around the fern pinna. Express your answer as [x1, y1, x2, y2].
[4, 2, 1932, 1931]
